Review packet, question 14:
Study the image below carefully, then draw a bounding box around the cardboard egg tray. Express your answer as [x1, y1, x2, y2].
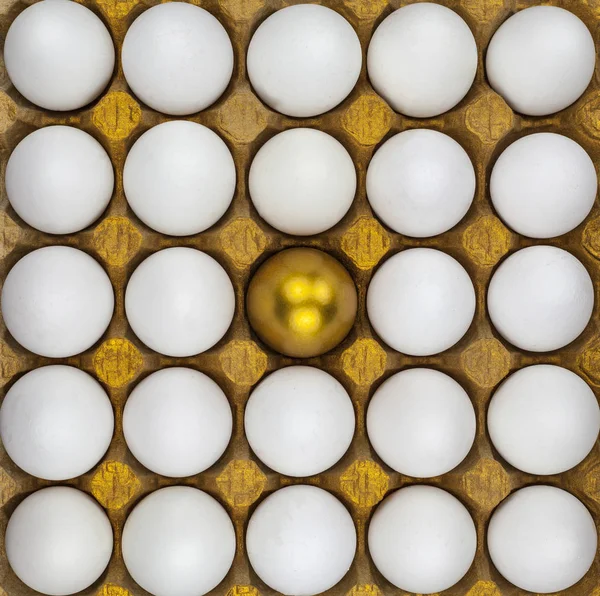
[1, 0, 600, 594]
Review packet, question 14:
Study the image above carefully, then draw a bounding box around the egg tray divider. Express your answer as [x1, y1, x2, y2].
[2, 0, 600, 594]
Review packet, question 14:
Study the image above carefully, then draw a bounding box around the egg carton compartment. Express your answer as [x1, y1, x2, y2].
[1, 0, 600, 594]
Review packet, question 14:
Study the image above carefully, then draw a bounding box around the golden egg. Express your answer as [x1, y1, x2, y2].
[247, 248, 357, 358]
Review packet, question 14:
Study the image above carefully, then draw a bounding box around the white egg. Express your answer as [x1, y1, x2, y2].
[488, 365, 600, 475]
[488, 486, 597, 593]
[367, 3, 477, 117]
[0, 366, 113, 481]
[6, 126, 114, 234]
[4, 0, 115, 111]
[486, 6, 595, 116]
[124, 367, 232, 477]
[366, 129, 475, 237]
[491, 133, 597, 238]
[246, 485, 356, 596]
[125, 247, 234, 357]
[247, 4, 362, 117]
[122, 486, 235, 596]
[488, 246, 594, 352]
[245, 366, 355, 477]
[124, 121, 235, 236]
[1, 246, 114, 358]
[6, 487, 113, 596]
[122, 2, 233, 115]
[368, 485, 477, 593]
[367, 248, 476, 356]
[367, 368, 475, 478]
[249, 129, 356, 235]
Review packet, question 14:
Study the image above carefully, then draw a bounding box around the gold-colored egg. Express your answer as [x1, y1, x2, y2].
[247, 248, 358, 358]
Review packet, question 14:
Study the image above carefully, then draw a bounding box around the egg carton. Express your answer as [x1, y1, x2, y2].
[1, 0, 600, 594]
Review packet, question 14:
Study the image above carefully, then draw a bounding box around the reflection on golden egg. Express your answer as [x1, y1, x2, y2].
[247, 248, 357, 358]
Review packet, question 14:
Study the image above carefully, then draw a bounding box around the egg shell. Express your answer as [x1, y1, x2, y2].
[490, 133, 597, 238]
[124, 121, 236, 236]
[123, 367, 232, 477]
[246, 485, 357, 595]
[125, 247, 235, 357]
[249, 128, 356, 236]
[1, 246, 114, 358]
[247, 4, 362, 117]
[367, 3, 477, 117]
[122, 2, 233, 115]
[245, 247, 358, 358]
[366, 129, 475, 237]
[367, 248, 476, 356]
[5, 487, 113, 596]
[367, 368, 476, 478]
[368, 485, 477, 593]
[4, 0, 115, 111]
[0, 365, 114, 481]
[245, 366, 355, 477]
[488, 485, 597, 592]
[488, 364, 600, 475]
[122, 486, 236, 596]
[486, 6, 596, 116]
[487, 245, 594, 352]
[6, 125, 114, 234]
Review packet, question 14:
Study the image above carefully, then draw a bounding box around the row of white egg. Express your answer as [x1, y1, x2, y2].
[7, 121, 598, 240]
[2, 363, 599, 482]
[5, 1, 596, 119]
[5, 481, 597, 596]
